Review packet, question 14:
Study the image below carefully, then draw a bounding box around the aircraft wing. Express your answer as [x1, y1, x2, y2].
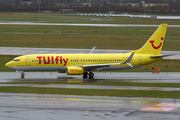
[74, 52, 135, 71]
[81, 63, 121, 70]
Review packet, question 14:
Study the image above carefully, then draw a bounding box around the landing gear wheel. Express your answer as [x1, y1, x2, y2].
[21, 73, 25, 79]
[83, 72, 88, 79]
[89, 72, 94, 79]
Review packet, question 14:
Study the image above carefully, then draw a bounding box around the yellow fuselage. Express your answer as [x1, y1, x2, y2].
[5, 53, 161, 71]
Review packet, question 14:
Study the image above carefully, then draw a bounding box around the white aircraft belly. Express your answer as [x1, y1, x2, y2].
[8, 66, 66, 71]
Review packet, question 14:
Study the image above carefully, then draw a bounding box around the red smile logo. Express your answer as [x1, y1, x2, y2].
[149, 37, 164, 49]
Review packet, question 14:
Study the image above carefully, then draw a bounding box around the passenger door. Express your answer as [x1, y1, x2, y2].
[26, 56, 31, 66]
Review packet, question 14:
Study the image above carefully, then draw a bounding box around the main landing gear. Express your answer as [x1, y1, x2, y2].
[83, 71, 94, 79]
[21, 73, 25, 79]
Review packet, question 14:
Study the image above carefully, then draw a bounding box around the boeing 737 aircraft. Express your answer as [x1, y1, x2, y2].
[6, 24, 169, 79]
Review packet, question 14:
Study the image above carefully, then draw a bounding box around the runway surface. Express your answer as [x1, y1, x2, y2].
[0, 93, 180, 120]
[1, 83, 180, 91]
[1, 72, 180, 120]
[1, 72, 180, 83]
[0, 22, 180, 27]
[0, 47, 180, 59]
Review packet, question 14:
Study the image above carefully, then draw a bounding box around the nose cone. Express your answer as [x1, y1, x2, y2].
[5, 61, 12, 67]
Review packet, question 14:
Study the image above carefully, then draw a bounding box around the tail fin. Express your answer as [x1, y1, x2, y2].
[134, 24, 168, 55]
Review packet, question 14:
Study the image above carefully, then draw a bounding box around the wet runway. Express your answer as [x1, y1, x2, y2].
[1, 72, 180, 83]
[1, 83, 180, 91]
[0, 47, 180, 59]
[0, 93, 180, 120]
[1, 72, 180, 92]
[1, 72, 180, 120]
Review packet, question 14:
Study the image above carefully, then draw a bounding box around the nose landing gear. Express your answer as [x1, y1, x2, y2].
[21, 73, 25, 79]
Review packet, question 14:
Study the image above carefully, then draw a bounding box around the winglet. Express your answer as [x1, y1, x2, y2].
[123, 52, 135, 67]
[89, 46, 96, 54]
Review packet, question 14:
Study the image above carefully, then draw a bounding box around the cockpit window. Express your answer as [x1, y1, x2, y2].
[12, 59, 20, 62]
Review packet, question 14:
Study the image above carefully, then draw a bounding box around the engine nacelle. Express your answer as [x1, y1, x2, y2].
[66, 67, 84, 75]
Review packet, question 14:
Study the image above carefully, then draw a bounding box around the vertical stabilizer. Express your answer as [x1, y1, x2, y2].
[134, 24, 168, 55]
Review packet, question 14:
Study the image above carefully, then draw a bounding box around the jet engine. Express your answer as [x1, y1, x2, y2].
[66, 67, 84, 75]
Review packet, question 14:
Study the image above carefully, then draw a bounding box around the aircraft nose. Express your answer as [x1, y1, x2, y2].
[5, 62, 12, 67]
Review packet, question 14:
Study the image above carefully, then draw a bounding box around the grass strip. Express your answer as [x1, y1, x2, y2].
[0, 25, 180, 51]
[0, 86, 179, 98]
[1, 12, 180, 25]
[2, 82, 180, 88]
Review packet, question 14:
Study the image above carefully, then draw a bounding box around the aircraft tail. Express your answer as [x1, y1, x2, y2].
[133, 24, 168, 55]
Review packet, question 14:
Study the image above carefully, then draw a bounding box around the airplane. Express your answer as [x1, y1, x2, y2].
[5, 23, 169, 79]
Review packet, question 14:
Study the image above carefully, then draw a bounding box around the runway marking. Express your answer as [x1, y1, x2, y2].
[19, 96, 159, 107]
[152, 103, 180, 107]
[140, 103, 180, 112]
[18, 97, 122, 103]
[170, 74, 180, 77]
[140, 106, 177, 112]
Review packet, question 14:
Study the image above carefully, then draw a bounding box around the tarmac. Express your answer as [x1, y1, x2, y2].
[0, 93, 180, 120]
[1, 72, 180, 83]
[0, 72, 180, 120]
[1, 83, 180, 91]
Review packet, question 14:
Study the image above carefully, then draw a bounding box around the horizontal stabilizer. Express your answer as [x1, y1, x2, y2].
[151, 54, 174, 58]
